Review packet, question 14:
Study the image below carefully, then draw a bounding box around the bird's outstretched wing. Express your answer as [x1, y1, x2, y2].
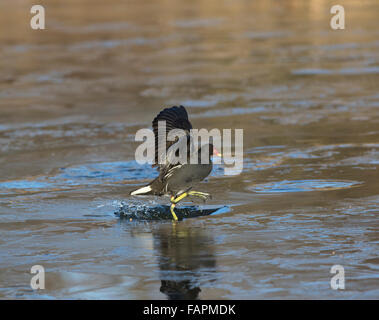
[152, 105, 193, 170]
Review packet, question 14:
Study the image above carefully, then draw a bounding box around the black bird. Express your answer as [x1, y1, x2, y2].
[130, 106, 221, 220]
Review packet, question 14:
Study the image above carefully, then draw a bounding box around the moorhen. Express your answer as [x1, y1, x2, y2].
[130, 105, 221, 220]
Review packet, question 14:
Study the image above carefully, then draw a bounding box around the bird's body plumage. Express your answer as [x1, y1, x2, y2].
[146, 143, 213, 196]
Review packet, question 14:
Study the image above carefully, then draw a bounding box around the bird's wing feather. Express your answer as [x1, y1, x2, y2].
[152, 105, 192, 171]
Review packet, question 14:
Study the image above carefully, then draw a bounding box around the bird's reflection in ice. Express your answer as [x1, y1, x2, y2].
[152, 223, 216, 300]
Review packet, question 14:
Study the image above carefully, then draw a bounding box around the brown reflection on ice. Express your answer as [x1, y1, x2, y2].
[153, 223, 216, 300]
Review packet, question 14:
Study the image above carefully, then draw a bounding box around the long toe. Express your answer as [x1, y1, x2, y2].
[188, 191, 212, 202]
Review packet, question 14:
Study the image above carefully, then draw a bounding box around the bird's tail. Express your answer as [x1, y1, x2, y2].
[130, 184, 153, 196]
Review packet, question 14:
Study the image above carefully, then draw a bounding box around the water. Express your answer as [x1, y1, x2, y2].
[0, 0, 378, 299]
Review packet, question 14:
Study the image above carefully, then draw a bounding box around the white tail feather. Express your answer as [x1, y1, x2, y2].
[130, 185, 152, 195]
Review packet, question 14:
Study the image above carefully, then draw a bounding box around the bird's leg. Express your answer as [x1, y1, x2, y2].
[187, 191, 212, 202]
[170, 202, 178, 221]
[170, 203, 178, 221]
[169, 192, 191, 221]
[169, 191, 210, 220]
[169, 196, 181, 221]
